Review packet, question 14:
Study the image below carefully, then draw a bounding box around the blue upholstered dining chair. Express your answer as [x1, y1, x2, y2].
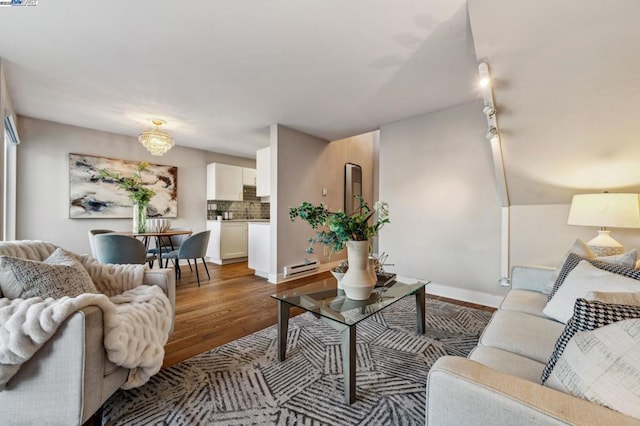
[161, 230, 211, 286]
[88, 229, 114, 260]
[147, 228, 193, 268]
[94, 234, 157, 265]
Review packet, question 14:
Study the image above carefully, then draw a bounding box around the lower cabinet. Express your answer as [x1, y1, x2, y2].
[248, 222, 270, 279]
[206, 221, 248, 264]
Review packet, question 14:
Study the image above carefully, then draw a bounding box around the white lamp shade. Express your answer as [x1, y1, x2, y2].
[567, 193, 640, 229]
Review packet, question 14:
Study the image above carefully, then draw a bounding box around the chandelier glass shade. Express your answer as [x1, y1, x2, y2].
[138, 119, 175, 156]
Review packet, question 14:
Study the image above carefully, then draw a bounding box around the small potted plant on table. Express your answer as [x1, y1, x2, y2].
[289, 196, 390, 300]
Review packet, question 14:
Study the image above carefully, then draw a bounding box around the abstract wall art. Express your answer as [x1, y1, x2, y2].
[69, 153, 178, 219]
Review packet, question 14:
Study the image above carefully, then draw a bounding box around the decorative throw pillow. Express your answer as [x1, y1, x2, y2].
[541, 298, 640, 383]
[547, 253, 640, 301]
[543, 239, 594, 294]
[543, 260, 640, 323]
[598, 248, 638, 267]
[0, 248, 97, 299]
[586, 291, 640, 306]
[544, 243, 637, 295]
[0, 262, 21, 299]
[544, 319, 640, 420]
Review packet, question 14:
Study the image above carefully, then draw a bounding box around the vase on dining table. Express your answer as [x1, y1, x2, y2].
[341, 240, 377, 300]
[132, 202, 148, 234]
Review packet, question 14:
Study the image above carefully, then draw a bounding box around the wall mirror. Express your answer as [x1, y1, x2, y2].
[344, 163, 362, 214]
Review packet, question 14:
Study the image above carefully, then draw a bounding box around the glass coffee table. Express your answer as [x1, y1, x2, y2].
[271, 275, 429, 404]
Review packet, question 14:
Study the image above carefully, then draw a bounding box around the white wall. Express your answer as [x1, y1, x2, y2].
[16, 116, 254, 255]
[270, 124, 376, 282]
[510, 204, 640, 269]
[379, 101, 504, 301]
[1, 60, 18, 241]
[377, 102, 640, 306]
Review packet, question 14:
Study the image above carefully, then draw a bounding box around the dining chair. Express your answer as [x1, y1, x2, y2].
[88, 229, 114, 260]
[147, 228, 193, 268]
[161, 230, 211, 286]
[94, 234, 156, 265]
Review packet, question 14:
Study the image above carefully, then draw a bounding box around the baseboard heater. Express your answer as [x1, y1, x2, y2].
[283, 260, 319, 278]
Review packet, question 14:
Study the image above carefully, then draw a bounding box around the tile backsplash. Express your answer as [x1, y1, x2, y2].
[207, 186, 270, 220]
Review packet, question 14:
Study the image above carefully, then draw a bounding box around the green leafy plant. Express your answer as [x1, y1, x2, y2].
[289, 195, 390, 257]
[100, 161, 156, 205]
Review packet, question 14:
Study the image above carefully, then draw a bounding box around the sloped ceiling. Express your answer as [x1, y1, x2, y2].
[468, 0, 640, 205]
[0, 0, 478, 158]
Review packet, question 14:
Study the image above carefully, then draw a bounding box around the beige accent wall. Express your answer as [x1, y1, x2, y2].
[16, 116, 254, 255]
[270, 124, 375, 281]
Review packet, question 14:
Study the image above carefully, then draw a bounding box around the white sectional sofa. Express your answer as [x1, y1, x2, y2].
[425, 265, 640, 425]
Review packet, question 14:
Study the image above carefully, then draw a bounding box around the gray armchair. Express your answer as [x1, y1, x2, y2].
[0, 240, 175, 425]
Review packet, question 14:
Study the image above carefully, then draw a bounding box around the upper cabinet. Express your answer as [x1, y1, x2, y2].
[207, 163, 243, 201]
[256, 147, 271, 197]
[242, 167, 257, 187]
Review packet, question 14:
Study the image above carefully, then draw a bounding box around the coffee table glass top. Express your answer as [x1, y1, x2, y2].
[271, 276, 429, 326]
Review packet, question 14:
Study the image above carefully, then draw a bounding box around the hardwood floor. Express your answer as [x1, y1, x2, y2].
[163, 261, 496, 368]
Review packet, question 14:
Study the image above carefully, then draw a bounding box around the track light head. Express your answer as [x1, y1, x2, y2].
[483, 105, 496, 118]
[486, 126, 498, 140]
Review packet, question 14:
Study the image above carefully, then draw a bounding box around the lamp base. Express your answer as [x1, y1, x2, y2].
[587, 230, 624, 257]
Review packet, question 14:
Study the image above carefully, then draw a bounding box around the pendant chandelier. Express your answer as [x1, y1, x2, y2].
[138, 119, 175, 156]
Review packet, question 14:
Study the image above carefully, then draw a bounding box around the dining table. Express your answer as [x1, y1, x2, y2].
[118, 229, 192, 268]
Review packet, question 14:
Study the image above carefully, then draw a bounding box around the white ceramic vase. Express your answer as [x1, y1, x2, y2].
[341, 240, 376, 300]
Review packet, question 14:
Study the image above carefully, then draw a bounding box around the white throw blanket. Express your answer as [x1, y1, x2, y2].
[0, 286, 171, 390]
[0, 241, 172, 391]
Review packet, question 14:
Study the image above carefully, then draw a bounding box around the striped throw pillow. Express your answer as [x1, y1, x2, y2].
[541, 298, 640, 383]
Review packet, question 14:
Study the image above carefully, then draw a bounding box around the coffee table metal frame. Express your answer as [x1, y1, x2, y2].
[272, 277, 428, 404]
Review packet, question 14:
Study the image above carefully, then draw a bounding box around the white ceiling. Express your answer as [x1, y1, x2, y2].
[469, 0, 640, 204]
[0, 0, 479, 158]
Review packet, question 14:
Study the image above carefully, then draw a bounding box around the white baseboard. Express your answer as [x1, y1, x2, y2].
[204, 256, 247, 265]
[253, 270, 268, 279]
[259, 264, 503, 309]
[425, 282, 503, 308]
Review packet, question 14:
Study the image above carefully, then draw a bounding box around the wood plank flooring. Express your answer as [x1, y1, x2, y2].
[163, 261, 496, 368]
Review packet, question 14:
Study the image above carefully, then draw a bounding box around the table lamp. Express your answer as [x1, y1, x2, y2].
[567, 193, 640, 256]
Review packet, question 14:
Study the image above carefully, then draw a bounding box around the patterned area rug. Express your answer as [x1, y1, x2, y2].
[103, 297, 492, 425]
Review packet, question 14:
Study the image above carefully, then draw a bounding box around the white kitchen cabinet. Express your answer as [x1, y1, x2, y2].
[256, 147, 270, 197]
[206, 163, 243, 201]
[220, 221, 248, 258]
[206, 221, 248, 264]
[248, 222, 270, 279]
[242, 168, 257, 186]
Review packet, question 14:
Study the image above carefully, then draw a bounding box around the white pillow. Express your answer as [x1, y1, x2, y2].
[545, 319, 640, 420]
[598, 248, 638, 267]
[543, 239, 594, 294]
[543, 260, 640, 323]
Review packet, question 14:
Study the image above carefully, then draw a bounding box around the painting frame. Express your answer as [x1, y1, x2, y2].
[69, 153, 178, 219]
